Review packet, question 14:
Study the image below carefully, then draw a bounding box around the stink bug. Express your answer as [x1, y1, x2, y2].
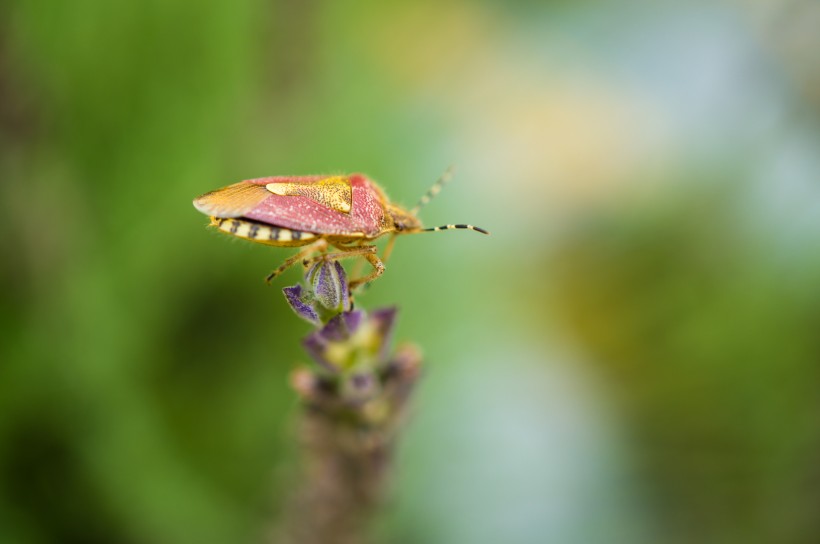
[192, 168, 489, 289]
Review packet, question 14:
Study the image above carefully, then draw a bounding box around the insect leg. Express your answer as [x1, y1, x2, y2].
[410, 165, 454, 215]
[345, 239, 373, 279]
[348, 251, 385, 291]
[345, 235, 395, 285]
[265, 239, 328, 284]
[301, 244, 378, 269]
[303, 243, 385, 291]
[348, 255, 366, 280]
[381, 233, 398, 265]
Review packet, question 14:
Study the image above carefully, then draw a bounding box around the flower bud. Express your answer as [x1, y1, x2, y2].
[306, 260, 350, 314]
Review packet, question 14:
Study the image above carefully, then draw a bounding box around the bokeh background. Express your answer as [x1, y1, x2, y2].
[2, 0, 819, 543]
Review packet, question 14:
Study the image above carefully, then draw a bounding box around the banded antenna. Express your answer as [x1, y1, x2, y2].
[410, 167, 490, 235]
[423, 224, 489, 235]
[410, 165, 455, 216]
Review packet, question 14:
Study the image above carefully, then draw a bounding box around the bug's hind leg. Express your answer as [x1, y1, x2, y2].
[265, 239, 328, 284]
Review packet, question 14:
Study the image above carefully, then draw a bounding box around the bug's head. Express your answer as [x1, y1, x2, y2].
[387, 204, 423, 233]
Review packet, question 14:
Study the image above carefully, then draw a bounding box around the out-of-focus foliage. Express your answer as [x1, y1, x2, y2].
[549, 184, 820, 543]
[1, 0, 818, 543]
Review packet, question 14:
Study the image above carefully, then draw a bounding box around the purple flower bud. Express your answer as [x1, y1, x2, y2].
[301, 307, 398, 372]
[283, 284, 319, 325]
[283, 260, 353, 326]
[320, 311, 364, 342]
[302, 310, 363, 371]
[306, 260, 350, 313]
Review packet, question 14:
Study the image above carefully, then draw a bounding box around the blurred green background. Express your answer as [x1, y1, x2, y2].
[1, 0, 819, 543]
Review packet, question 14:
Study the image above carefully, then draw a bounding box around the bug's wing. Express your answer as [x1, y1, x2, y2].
[193, 182, 272, 218]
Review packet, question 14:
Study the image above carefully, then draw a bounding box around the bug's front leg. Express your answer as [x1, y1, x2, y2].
[347, 251, 385, 291]
[349, 234, 396, 280]
[348, 246, 385, 291]
[265, 239, 328, 284]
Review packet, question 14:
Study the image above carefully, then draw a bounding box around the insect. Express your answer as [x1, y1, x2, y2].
[192, 168, 489, 289]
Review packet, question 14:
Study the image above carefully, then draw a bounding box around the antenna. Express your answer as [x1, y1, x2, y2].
[422, 224, 490, 235]
[410, 166, 455, 216]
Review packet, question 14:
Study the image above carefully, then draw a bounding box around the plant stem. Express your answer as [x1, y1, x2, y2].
[276, 344, 422, 544]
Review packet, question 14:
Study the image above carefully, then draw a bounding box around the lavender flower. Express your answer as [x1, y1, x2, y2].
[283, 259, 399, 378]
[277, 258, 421, 544]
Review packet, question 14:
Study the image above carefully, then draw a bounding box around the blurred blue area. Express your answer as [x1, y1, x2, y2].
[1, 0, 818, 543]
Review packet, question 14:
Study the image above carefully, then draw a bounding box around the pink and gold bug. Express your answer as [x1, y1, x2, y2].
[192, 169, 489, 289]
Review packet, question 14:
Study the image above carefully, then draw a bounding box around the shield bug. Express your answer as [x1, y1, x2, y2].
[192, 168, 489, 289]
